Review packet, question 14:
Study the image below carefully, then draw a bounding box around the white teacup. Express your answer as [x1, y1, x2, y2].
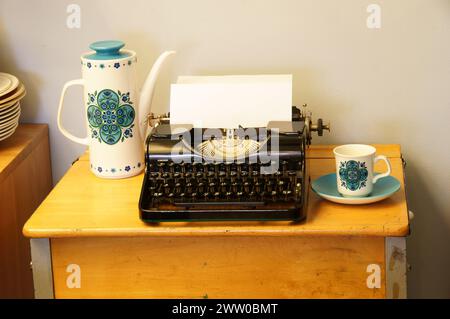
[333, 144, 391, 197]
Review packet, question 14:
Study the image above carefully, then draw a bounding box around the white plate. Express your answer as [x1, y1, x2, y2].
[0, 121, 18, 137]
[0, 107, 20, 126]
[0, 76, 12, 93]
[0, 101, 20, 117]
[0, 83, 25, 107]
[0, 73, 19, 97]
[0, 118, 18, 132]
[0, 110, 20, 128]
[0, 123, 18, 141]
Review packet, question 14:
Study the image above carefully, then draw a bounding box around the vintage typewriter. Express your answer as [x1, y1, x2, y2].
[139, 105, 329, 222]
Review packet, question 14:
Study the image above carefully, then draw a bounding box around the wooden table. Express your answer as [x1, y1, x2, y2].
[23, 144, 409, 299]
[0, 124, 52, 298]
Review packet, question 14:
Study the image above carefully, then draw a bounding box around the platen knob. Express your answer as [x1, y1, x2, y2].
[310, 118, 331, 136]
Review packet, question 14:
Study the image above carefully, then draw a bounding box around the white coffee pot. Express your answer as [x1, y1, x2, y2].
[57, 40, 175, 178]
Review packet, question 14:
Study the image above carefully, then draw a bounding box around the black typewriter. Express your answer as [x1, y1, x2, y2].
[139, 106, 329, 222]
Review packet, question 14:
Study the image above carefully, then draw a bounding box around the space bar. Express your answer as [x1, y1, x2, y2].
[174, 201, 265, 206]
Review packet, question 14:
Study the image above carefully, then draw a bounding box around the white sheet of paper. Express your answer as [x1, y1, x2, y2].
[170, 74, 292, 128]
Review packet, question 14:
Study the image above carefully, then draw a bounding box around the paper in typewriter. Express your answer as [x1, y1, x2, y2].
[170, 74, 292, 128]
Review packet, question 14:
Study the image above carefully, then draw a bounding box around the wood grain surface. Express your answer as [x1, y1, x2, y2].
[51, 236, 386, 299]
[0, 124, 53, 298]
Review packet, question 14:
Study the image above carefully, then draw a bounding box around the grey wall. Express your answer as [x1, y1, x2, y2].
[0, 0, 449, 297]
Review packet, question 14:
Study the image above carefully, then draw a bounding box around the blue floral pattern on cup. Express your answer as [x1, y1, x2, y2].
[339, 160, 368, 191]
[87, 89, 135, 145]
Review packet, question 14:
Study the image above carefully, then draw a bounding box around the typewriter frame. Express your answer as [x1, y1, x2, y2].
[139, 106, 325, 222]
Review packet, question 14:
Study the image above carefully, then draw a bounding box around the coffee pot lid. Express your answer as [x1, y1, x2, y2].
[85, 40, 131, 60]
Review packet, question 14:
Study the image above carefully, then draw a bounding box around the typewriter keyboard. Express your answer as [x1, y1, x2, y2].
[146, 161, 303, 204]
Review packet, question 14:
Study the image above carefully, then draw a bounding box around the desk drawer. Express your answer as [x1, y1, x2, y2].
[50, 236, 385, 298]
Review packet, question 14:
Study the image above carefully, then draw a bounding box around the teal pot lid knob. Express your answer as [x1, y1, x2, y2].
[86, 40, 131, 60]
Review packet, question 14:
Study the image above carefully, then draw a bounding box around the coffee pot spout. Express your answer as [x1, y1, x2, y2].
[138, 50, 176, 138]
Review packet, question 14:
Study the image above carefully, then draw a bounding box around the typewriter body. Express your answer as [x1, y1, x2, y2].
[139, 106, 329, 222]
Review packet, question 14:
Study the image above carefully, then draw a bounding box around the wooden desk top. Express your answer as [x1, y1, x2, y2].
[23, 144, 409, 238]
[0, 124, 49, 183]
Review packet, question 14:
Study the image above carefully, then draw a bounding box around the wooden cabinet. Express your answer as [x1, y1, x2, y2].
[0, 124, 52, 298]
[23, 145, 409, 299]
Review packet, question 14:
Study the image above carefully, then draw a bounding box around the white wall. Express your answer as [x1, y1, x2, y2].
[0, 0, 449, 297]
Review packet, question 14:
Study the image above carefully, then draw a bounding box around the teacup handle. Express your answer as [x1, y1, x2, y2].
[57, 79, 89, 145]
[372, 155, 391, 184]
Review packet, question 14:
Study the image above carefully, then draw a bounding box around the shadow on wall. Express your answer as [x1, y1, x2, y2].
[405, 160, 450, 298]
[0, 22, 43, 122]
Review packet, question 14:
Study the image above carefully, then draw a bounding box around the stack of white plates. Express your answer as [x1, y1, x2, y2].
[0, 72, 26, 141]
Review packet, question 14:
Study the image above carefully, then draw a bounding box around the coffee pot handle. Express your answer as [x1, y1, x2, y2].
[57, 79, 89, 145]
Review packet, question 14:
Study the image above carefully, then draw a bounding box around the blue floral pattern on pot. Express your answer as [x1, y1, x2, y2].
[91, 162, 142, 174]
[339, 160, 368, 191]
[87, 89, 135, 145]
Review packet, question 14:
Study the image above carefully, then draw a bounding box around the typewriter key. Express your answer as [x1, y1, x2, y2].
[157, 162, 165, 174]
[220, 182, 227, 194]
[221, 165, 227, 178]
[168, 162, 175, 173]
[197, 181, 205, 193]
[214, 162, 220, 175]
[271, 190, 277, 201]
[150, 172, 159, 178]
[254, 181, 261, 194]
[232, 182, 239, 194]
